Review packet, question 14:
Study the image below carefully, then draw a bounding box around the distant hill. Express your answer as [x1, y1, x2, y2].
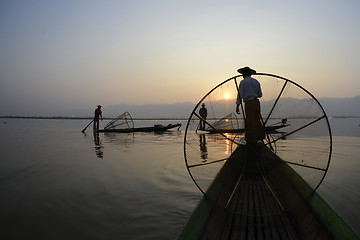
[318, 95, 360, 117]
[97, 96, 360, 119]
[1, 96, 359, 119]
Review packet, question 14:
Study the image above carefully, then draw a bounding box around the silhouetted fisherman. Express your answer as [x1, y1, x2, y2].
[93, 105, 103, 131]
[199, 103, 207, 130]
[236, 67, 264, 145]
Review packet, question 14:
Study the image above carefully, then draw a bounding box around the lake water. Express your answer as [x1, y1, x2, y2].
[0, 117, 359, 239]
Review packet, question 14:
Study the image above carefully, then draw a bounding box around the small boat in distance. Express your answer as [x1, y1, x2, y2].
[98, 123, 181, 133]
[97, 112, 181, 133]
[197, 113, 289, 134]
[201, 123, 290, 134]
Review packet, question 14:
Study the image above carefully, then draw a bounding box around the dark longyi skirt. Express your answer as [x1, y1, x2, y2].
[244, 99, 265, 144]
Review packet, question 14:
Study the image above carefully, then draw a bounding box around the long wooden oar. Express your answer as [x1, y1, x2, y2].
[82, 119, 94, 132]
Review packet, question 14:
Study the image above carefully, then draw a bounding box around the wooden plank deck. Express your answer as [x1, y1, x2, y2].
[199, 146, 334, 240]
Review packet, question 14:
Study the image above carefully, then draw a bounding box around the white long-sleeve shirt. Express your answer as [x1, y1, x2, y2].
[236, 76, 262, 104]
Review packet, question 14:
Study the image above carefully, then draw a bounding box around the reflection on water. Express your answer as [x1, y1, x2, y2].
[0, 119, 199, 240]
[197, 132, 238, 162]
[93, 132, 104, 159]
[0, 118, 359, 239]
[199, 134, 208, 161]
[103, 132, 135, 149]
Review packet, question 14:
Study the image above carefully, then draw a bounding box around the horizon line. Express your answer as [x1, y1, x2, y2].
[1, 115, 360, 120]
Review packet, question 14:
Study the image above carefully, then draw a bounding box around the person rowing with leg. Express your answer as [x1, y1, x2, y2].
[93, 105, 103, 132]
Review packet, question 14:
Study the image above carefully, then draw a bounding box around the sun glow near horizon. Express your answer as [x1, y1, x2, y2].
[224, 93, 231, 100]
[1, 1, 359, 116]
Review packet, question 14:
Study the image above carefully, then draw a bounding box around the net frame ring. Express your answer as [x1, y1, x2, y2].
[183, 72, 332, 215]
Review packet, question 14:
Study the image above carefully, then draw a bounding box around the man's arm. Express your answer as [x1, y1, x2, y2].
[236, 89, 242, 114]
[236, 103, 241, 114]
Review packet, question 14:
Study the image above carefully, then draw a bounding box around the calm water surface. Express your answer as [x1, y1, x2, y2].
[0, 118, 359, 239]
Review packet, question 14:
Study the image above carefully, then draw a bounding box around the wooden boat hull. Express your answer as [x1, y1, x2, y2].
[178, 145, 359, 240]
[97, 123, 181, 133]
[203, 124, 290, 134]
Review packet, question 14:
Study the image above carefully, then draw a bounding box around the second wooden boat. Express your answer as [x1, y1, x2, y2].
[97, 112, 181, 133]
[98, 123, 181, 133]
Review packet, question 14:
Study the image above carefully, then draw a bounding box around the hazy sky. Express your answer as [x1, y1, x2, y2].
[1, 0, 359, 116]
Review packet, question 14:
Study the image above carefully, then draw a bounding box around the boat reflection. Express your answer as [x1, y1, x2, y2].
[93, 132, 104, 159]
[224, 133, 233, 155]
[102, 132, 135, 149]
[199, 134, 208, 161]
[86, 129, 181, 159]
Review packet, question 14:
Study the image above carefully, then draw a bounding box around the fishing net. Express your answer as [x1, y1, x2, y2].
[104, 112, 134, 130]
[184, 73, 332, 215]
[205, 113, 240, 131]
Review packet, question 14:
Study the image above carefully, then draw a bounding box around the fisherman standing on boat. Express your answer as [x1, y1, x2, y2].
[236, 67, 264, 145]
[93, 105, 103, 131]
[199, 103, 208, 130]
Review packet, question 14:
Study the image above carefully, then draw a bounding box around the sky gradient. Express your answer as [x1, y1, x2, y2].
[1, 0, 359, 116]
